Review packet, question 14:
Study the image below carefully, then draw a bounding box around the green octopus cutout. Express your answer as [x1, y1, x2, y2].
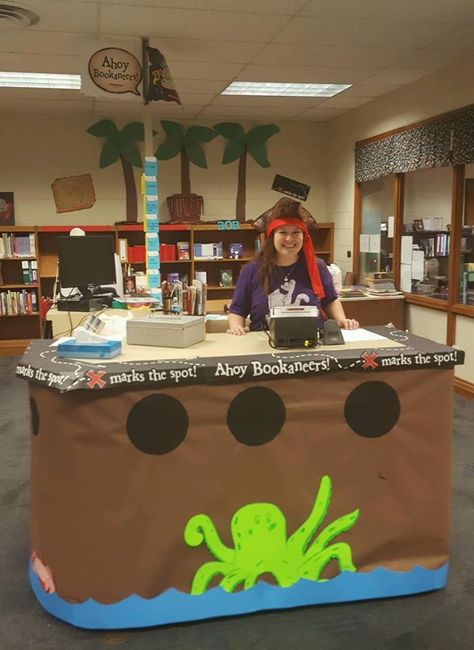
[184, 475, 360, 594]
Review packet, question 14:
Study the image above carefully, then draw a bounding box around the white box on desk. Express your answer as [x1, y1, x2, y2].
[126, 315, 205, 348]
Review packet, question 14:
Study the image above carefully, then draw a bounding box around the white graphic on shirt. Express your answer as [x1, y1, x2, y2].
[268, 278, 310, 308]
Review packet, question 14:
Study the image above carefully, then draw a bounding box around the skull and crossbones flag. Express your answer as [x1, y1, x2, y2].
[144, 46, 181, 104]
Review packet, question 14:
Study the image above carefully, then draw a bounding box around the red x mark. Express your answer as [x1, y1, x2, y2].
[86, 369, 107, 389]
[361, 351, 380, 369]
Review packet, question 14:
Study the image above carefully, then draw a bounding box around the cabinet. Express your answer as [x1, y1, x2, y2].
[0, 226, 42, 355]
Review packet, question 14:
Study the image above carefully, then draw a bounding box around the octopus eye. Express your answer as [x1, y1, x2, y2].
[126, 394, 188, 454]
[30, 398, 39, 436]
[344, 381, 400, 438]
[227, 386, 285, 446]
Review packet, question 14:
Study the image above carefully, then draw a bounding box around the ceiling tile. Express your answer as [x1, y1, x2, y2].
[166, 62, 242, 80]
[361, 69, 429, 84]
[426, 23, 474, 51]
[209, 95, 326, 108]
[254, 43, 410, 68]
[276, 16, 463, 49]
[293, 107, 348, 121]
[390, 49, 467, 69]
[157, 39, 263, 64]
[0, 98, 93, 114]
[99, 5, 290, 42]
[0, 53, 83, 74]
[175, 79, 228, 94]
[0, 32, 92, 57]
[99, 0, 308, 14]
[317, 96, 374, 109]
[25, 0, 99, 33]
[198, 105, 301, 118]
[301, 0, 474, 23]
[237, 65, 380, 84]
[338, 84, 402, 98]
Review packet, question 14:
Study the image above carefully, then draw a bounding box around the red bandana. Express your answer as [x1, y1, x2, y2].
[266, 218, 325, 299]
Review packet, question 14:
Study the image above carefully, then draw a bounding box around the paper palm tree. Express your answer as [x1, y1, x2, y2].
[155, 121, 216, 195]
[87, 119, 145, 222]
[214, 123, 280, 221]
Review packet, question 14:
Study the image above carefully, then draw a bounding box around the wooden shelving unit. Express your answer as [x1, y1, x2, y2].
[0, 226, 42, 355]
[0, 221, 335, 354]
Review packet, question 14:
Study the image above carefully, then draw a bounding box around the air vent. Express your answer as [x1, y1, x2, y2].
[0, 4, 40, 31]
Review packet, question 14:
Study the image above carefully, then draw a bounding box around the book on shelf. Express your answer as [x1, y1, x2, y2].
[229, 242, 243, 259]
[118, 238, 128, 262]
[219, 268, 233, 287]
[176, 241, 190, 260]
[194, 242, 223, 259]
[159, 243, 177, 261]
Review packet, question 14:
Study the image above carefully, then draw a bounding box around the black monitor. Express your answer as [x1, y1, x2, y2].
[57, 235, 116, 298]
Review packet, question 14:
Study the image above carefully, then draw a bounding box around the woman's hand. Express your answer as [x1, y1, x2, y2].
[337, 317, 359, 330]
[227, 324, 248, 336]
[227, 314, 248, 335]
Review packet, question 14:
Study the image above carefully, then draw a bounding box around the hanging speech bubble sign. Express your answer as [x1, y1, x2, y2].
[88, 48, 142, 96]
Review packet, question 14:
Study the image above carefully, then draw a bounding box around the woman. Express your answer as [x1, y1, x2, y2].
[227, 199, 358, 336]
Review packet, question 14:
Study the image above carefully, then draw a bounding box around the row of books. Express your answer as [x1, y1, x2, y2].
[159, 242, 190, 261]
[163, 278, 206, 316]
[21, 260, 38, 284]
[0, 233, 36, 258]
[417, 233, 450, 257]
[194, 242, 224, 260]
[0, 289, 38, 316]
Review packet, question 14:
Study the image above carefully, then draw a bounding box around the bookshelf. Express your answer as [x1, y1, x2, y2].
[0, 226, 42, 355]
[311, 223, 334, 264]
[0, 221, 335, 353]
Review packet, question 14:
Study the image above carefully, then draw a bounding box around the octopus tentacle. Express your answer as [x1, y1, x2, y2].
[184, 514, 234, 563]
[287, 475, 332, 557]
[190, 561, 236, 595]
[305, 508, 360, 558]
[220, 568, 248, 593]
[298, 542, 357, 581]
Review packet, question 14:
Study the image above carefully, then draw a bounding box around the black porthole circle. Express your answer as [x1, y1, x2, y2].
[127, 394, 188, 455]
[344, 381, 400, 438]
[227, 386, 286, 446]
[30, 397, 39, 436]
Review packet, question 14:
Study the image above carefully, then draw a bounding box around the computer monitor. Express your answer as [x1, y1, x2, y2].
[57, 235, 116, 298]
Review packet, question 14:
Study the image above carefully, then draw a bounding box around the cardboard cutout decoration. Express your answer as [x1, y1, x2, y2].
[51, 174, 95, 213]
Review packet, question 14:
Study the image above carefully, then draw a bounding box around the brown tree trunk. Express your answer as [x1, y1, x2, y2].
[119, 155, 138, 222]
[181, 148, 191, 195]
[236, 148, 247, 221]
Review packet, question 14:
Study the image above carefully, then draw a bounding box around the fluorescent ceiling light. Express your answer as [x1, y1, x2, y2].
[221, 82, 351, 97]
[0, 72, 81, 89]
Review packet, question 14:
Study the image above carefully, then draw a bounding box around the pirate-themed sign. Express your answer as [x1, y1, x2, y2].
[81, 41, 143, 100]
[272, 174, 311, 201]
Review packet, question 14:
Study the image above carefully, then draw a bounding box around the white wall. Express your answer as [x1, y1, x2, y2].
[0, 115, 325, 226]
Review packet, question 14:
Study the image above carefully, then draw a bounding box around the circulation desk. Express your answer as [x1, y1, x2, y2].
[16, 328, 464, 630]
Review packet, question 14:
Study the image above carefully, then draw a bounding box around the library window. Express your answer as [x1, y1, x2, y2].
[459, 163, 474, 306]
[358, 177, 395, 285]
[400, 166, 452, 301]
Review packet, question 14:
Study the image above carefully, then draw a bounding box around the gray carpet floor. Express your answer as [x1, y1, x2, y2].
[1, 354, 473, 650]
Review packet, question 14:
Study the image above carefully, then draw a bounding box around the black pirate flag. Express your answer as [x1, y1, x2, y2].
[144, 47, 181, 105]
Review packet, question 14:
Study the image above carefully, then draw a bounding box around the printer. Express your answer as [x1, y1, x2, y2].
[268, 305, 319, 348]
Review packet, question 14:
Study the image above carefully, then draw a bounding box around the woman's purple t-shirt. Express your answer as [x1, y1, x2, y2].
[228, 256, 338, 331]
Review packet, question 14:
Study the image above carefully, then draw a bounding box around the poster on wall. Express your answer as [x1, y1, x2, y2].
[0, 192, 14, 225]
[80, 40, 143, 100]
[51, 175, 96, 213]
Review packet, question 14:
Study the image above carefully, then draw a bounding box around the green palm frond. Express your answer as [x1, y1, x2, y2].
[86, 119, 119, 140]
[99, 139, 120, 168]
[119, 142, 142, 168]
